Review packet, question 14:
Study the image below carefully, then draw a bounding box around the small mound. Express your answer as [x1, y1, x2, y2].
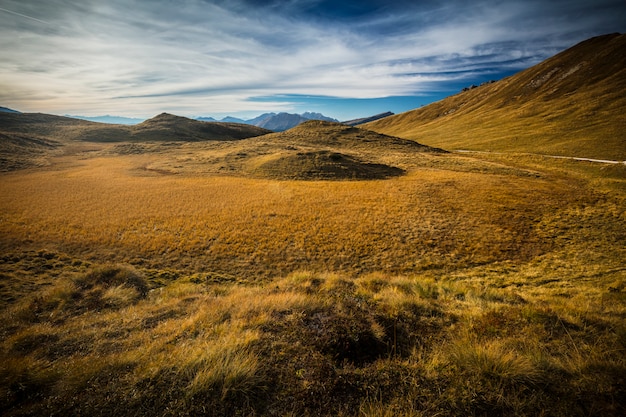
[253, 150, 404, 180]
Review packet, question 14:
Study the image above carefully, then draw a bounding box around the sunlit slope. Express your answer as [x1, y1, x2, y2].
[366, 33, 626, 160]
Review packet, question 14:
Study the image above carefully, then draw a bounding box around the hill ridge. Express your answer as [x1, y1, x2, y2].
[0, 112, 272, 170]
[366, 33, 626, 160]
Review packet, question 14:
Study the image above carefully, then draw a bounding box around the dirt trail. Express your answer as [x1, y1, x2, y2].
[454, 150, 626, 165]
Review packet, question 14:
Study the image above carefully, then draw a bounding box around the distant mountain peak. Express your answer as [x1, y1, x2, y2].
[199, 111, 338, 132]
[252, 111, 338, 131]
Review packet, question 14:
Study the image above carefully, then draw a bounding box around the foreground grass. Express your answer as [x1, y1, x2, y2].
[0, 152, 624, 416]
[1, 262, 624, 416]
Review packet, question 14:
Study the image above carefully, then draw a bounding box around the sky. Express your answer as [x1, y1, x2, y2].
[1, 0, 625, 121]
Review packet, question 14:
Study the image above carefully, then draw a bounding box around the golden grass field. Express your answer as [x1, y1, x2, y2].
[1, 136, 625, 416]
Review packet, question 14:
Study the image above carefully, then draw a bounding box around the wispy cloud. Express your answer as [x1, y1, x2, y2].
[0, 0, 624, 118]
[0, 6, 52, 25]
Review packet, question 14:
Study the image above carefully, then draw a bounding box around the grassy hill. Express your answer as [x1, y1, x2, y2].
[129, 113, 271, 142]
[244, 121, 444, 180]
[0, 112, 271, 170]
[366, 33, 626, 161]
[0, 112, 271, 143]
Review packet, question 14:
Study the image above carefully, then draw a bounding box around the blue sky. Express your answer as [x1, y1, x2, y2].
[1, 0, 625, 121]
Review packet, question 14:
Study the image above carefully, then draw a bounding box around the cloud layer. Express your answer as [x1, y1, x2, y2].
[1, 0, 624, 119]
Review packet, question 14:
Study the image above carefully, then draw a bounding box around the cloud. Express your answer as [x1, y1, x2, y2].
[0, 0, 624, 117]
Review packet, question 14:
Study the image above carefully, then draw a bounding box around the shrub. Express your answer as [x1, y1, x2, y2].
[77, 265, 149, 296]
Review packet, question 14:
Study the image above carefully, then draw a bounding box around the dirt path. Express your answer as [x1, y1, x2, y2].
[454, 150, 626, 165]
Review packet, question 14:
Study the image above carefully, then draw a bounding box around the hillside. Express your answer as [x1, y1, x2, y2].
[257, 120, 439, 151]
[1, 125, 624, 416]
[129, 113, 271, 141]
[0, 112, 271, 170]
[366, 33, 626, 160]
[0, 112, 270, 143]
[342, 111, 394, 126]
[244, 120, 443, 179]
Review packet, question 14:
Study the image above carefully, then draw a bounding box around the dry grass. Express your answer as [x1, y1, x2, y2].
[0, 151, 578, 278]
[1, 262, 623, 416]
[0, 134, 624, 415]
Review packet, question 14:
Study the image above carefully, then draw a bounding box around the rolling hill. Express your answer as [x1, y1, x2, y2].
[129, 113, 271, 141]
[240, 120, 444, 180]
[0, 112, 271, 170]
[366, 33, 626, 160]
[0, 112, 270, 143]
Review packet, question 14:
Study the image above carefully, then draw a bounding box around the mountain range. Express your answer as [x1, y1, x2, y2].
[0, 106, 20, 114]
[197, 112, 339, 131]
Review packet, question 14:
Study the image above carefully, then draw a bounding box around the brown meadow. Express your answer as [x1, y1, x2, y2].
[1, 144, 624, 416]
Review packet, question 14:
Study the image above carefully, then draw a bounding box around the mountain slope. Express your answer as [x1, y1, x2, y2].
[343, 111, 394, 126]
[256, 112, 310, 131]
[366, 33, 626, 160]
[253, 112, 339, 131]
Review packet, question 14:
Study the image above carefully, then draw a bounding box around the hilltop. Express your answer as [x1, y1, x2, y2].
[257, 120, 439, 152]
[366, 33, 626, 160]
[130, 113, 271, 141]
